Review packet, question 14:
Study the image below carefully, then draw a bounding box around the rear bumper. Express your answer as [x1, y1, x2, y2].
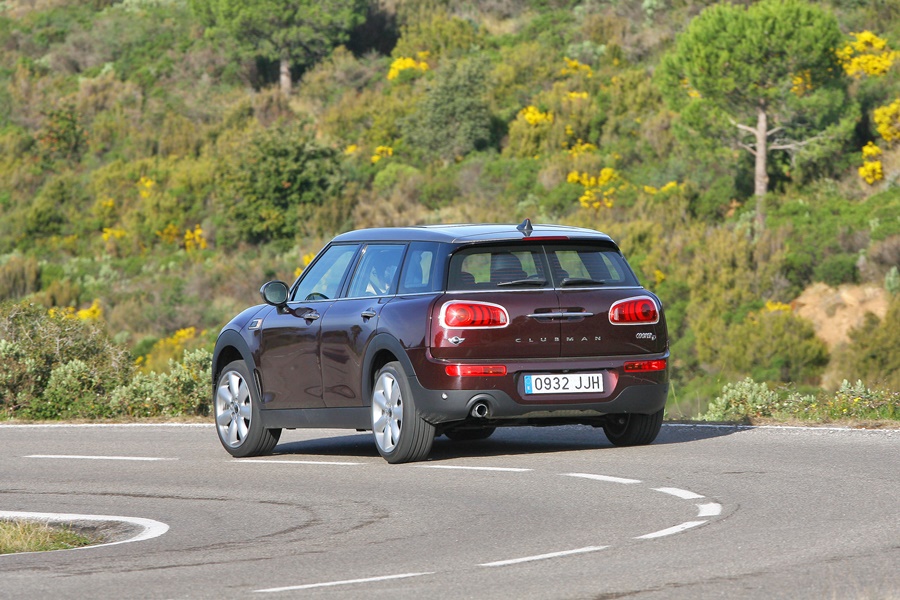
[408, 377, 668, 425]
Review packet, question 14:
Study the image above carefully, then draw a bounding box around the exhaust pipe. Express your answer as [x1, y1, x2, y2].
[470, 402, 490, 418]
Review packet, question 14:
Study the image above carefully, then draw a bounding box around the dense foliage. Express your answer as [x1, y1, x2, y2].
[0, 0, 899, 421]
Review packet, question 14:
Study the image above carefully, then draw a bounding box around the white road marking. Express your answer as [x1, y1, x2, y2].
[419, 465, 532, 472]
[253, 572, 435, 593]
[566, 473, 641, 484]
[0, 510, 168, 552]
[636, 521, 707, 539]
[653, 487, 705, 500]
[697, 502, 723, 517]
[236, 459, 360, 466]
[479, 546, 609, 567]
[26, 455, 176, 462]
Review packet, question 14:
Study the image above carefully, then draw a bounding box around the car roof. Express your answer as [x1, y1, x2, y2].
[330, 223, 616, 245]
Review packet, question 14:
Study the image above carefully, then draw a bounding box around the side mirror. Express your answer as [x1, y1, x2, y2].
[260, 281, 289, 307]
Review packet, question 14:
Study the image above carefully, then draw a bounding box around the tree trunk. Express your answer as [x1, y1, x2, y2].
[280, 58, 292, 96]
[754, 105, 768, 228]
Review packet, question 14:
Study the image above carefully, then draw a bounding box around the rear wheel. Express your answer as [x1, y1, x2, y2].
[214, 360, 281, 457]
[371, 362, 434, 463]
[445, 427, 496, 441]
[602, 408, 664, 446]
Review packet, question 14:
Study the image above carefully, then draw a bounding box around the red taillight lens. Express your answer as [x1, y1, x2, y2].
[445, 364, 508, 377]
[609, 296, 659, 325]
[623, 359, 667, 372]
[441, 301, 509, 328]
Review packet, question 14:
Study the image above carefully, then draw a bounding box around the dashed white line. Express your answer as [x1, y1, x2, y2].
[636, 521, 708, 539]
[236, 459, 361, 466]
[25, 455, 176, 462]
[653, 487, 705, 500]
[419, 465, 532, 472]
[479, 546, 609, 567]
[0, 511, 169, 552]
[697, 502, 723, 517]
[253, 572, 434, 593]
[566, 473, 642, 484]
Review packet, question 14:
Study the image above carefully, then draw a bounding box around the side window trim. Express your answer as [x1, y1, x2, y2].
[290, 243, 362, 302]
[345, 243, 409, 299]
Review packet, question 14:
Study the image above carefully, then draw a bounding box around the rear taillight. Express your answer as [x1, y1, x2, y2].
[624, 359, 667, 372]
[445, 364, 507, 377]
[609, 296, 659, 325]
[440, 301, 509, 329]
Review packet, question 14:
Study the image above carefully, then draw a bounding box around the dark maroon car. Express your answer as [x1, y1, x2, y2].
[212, 221, 669, 463]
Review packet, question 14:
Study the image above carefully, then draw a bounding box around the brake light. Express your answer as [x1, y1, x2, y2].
[624, 359, 667, 372]
[609, 296, 659, 325]
[440, 301, 509, 329]
[445, 364, 508, 377]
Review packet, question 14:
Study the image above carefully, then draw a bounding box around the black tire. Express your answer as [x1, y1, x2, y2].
[602, 408, 664, 446]
[214, 360, 281, 457]
[445, 427, 497, 441]
[371, 361, 434, 463]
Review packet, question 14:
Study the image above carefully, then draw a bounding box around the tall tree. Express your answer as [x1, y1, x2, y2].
[658, 0, 852, 220]
[191, 0, 367, 95]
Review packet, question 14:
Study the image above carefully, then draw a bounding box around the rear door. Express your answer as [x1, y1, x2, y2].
[430, 244, 562, 360]
[548, 243, 667, 357]
[320, 243, 407, 407]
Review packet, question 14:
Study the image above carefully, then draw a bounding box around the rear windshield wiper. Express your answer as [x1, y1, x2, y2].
[497, 278, 547, 287]
[560, 277, 606, 286]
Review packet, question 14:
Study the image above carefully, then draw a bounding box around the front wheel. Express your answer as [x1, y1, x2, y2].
[602, 408, 664, 446]
[214, 360, 281, 457]
[371, 362, 434, 463]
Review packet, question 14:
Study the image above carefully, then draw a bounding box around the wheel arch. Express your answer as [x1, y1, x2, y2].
[212, 330, 258, 393]
[362, 333, 417, 406]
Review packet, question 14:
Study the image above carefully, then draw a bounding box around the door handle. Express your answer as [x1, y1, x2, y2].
[361, 308, 377, 319]
[303, 311, 321, 321]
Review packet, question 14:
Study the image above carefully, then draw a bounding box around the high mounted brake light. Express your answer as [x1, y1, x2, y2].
[440, 301, 509, 329]
[609, 296, 659, 325]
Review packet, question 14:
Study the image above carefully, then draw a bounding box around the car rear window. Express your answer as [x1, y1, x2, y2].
[447, 243, 638, 290]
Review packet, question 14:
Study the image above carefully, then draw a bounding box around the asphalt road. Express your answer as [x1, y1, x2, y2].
[0, 423, 897, 599]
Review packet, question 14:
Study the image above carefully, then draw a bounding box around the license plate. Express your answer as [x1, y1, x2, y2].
[523, 373, 604, 395]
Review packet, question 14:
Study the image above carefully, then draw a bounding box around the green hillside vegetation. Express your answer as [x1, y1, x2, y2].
[0, 0, 898, 423]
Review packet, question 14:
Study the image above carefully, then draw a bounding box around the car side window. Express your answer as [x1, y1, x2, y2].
[292, 244, 359, 302]
[347, 244, 406, 298]
[398, 242, 439, 294]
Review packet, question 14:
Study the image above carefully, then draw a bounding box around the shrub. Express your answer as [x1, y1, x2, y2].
[110, 349, 212, 417]
[813, 253, 859, 286]
[702, 377, 778, 421]
[0, 301, 132, 418]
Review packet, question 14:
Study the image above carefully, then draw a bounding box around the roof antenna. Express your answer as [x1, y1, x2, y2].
[517, 218, 533, 237]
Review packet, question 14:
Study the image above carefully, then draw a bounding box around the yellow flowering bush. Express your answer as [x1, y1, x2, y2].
[874, 99, 900, 143]
[344, 144, 359, 155]
[156, 223, 180, 245]
[567, 139, 597, 158]
[387, 56, 429, 81]
[837, 31, 898, 78]
[101, 227, 126, 242]
[569, 168, 624, 209]
[183, 225, 207, 252]
[48, 299, 103, 321]
[371, 145, 393, 164]
[560, 57, 593, 78]
[862, 141, 883, 158]
[519, 105, 554, 126]
[790, 70, 813, 97]
[859, 160, 884, 185]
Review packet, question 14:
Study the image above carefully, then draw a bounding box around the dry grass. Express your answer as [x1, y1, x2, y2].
[0, 520, 96, 554]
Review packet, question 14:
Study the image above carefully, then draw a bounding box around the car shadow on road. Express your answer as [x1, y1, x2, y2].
[271, 423, 743, 462]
